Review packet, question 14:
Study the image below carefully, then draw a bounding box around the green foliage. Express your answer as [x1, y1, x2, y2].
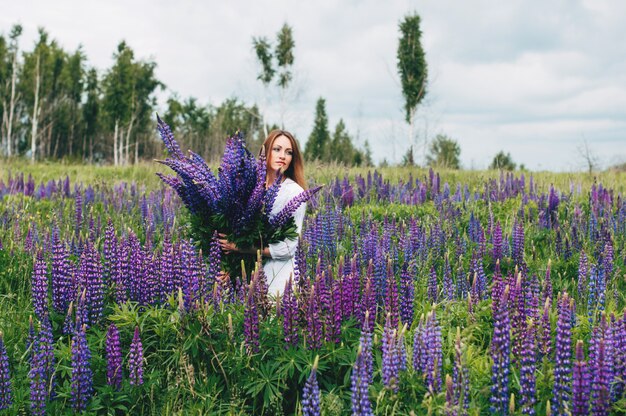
[397, 13, 428, 123]
[426, 134, 462, 169]
[305, 97, 331, 161]
[489, 151, 516, 171]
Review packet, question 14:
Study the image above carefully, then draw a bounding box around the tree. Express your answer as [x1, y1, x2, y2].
[426, 134, 461, 169]
[1, 24, 22, 157]
[397, 13, 427, 147]
[577, 139, 599, 175]
[82, 68, 99, 162]
[252, 22, 296, 132]
[102, 41, 162, 165]
[489, 151, 516, 171]
[401, 146, 416, 167]
[305, 98, 330, 161]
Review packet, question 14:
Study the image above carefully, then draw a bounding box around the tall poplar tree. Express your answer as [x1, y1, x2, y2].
[305, 97, 330, 161]
[397, 13, 427, 148]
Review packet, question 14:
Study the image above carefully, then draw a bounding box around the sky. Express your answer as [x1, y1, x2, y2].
[2, 0, 626, 171]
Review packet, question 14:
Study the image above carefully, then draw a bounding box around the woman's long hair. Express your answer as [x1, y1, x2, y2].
[261, 130, 307, 189]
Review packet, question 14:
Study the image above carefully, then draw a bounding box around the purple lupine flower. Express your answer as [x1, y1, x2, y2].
[51, 231, 73, 314]
[519, 320, 537, 415]
[572, 340, 590, 416]
[79, 241, 104, 325]
[427, 265, 438, 304]
[106, 324, 123, 390]
[382, 313, 399, 391]
[424, 311, 443, 393]
[351, 345, 374, 416]
[156, 114, 185, 159]
[360, 311, 374, 385]
[29, 342, 47, 416]
[538, 297, 552, 360]
[413, 314, 425, 374]
[206, 231, 222, 296]
[492, 221, 503, 263]
[0, 332, 12, 411]
[71, 324, 93, 412]
[302, 355, 321, 416]
[359, 277, 376, 331]
[442, 254, 454, 301]
[243, 281, 260, 354]
[269, 185, 324, 229]
[552, 292, 573, 414]
[590, 338, 610, 415]
[305, 283, 323, 350]
[490, 285, 511, 414]
[283, 276, 299, 347]
[75, 189, 83, 236]
[37, 316, 55, 397]
[399, 262, 415, 327]
[31, 250, 48, 320]
[385, 259, 399, 328]
[129, 326, 144, 386]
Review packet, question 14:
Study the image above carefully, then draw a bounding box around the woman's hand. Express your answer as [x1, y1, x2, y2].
[216, 270, 230, 285]
[218, 233, 240, 254]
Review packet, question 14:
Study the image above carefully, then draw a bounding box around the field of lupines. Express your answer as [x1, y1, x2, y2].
[0, 164, 625, 415]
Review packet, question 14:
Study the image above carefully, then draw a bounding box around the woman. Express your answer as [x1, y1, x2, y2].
[218, 129, 307, 295]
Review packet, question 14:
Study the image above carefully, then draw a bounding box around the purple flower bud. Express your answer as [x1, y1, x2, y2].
[302, 356, 321, 416]
[71, 324, 93, 412]
[128, 326, 144, 386]
[106, 324, 123, 390]
[31, 250, 48, 320]
[0, 333, 12, 411]
[572, 340, 590, 416]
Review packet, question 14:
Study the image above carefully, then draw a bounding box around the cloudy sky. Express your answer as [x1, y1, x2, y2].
[3, 0, 625, 171]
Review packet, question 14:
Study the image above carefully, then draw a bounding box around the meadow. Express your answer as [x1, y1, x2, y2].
[0, 160, 625, 415]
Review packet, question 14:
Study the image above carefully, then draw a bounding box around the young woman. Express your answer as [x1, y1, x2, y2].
[218, 129, 307, 295]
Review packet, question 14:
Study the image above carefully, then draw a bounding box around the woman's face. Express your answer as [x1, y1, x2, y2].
[269, 134, 293, 173]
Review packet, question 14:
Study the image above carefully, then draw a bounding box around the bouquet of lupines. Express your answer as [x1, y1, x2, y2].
[155, 115, 321, 283]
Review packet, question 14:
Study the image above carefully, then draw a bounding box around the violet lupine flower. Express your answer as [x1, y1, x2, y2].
[351, 345, 374, 416]
[31, 250, 48, 320]
[29, 343, 47, 416]
[359, 277, 376, 331]
[590, 338, 610, 416]
[51, 231, 73, 314]
[360, 311, 374, 385]
[268, 185, 324, 229]
[106, 324, 123, 390]
[427, 265, 438, 304]
[206, 231, 222, 294]
[399, 262, 415, 327]
[302, 355, 321, 416]
[305, 284, 323, 350]
[572, 340, 590, 416]
[79, 241, 104, 326]
[75, 189, 83, 236]
[129, 326, 144, 386]
[424, 311, 443, 394]
[283, 276, 299, 347]
[385, 259, 399, 328]
[0, 332, 12, 411]
[519, 320, 537, 415]
[382, 313, 399, 391]
[71, 325, 93, 412]
[538, 297, 552, 360]
[552, 292, 574, 414]
[490, 285, 511, 415]
[37, 316, 55, 396]
[442, 254, 454, 301]
[244, 281, 260, 354]
[492, 221, 504, 263]
[512, 220, 525, 267]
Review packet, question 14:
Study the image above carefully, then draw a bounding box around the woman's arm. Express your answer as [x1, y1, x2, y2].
[267, 202, 306, 261]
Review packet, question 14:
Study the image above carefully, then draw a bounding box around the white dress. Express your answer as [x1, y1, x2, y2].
[264, 178, 306, 296]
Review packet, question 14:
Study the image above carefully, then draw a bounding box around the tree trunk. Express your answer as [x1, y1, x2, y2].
[30, 54, 41, 163]
[7, 50, 18, 157]
[124, 113, 135, 165]
[134, 140, 139, 165]
[113, 119, 119, 166]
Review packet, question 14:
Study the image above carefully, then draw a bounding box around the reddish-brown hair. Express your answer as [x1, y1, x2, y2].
[261, 129, 307, 189]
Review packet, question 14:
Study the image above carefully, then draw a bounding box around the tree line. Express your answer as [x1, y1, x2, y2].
[1, 18, 521, 169]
